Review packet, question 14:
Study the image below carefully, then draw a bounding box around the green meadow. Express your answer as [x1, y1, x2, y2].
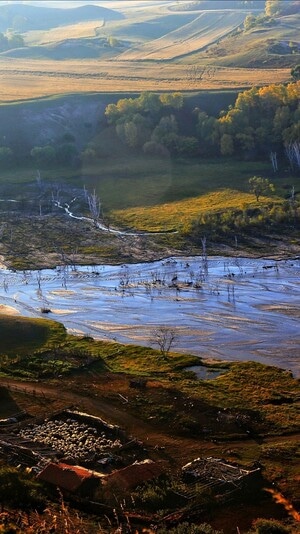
[0, 315, 66, 357]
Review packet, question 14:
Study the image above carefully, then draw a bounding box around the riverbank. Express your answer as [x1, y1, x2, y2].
[0, 255, 299, 377]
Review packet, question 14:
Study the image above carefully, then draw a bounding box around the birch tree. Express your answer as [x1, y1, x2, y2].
[87, 189, 101, 226]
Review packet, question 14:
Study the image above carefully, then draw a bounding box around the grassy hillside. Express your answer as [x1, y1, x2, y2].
[0, 57, 289, 101]
[119, 11, 246, 61]
[0, 1, 299, 67]
[0, 315, 66, 357]
[171, 0, 264, 10]
[0, 3, 123, 32]
[110, 189, 276, 232]
[191, 12, 300, 68]
[25, 22, 105, 47]
[0, 1, 295, 96]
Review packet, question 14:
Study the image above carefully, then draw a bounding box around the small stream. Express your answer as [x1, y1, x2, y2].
[0, 255, 299, 377]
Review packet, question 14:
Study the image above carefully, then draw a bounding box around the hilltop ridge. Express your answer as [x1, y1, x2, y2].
[0, 3, 123, 32]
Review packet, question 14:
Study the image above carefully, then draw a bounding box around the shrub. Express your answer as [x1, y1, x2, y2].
[251, 518, 291, 533]
[0, 465, 45, 510]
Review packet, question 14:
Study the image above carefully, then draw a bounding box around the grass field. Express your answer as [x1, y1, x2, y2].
[24, 21, 104, 46]
[79, 157, 274, 212]
[195, 13, 300, 68]
[111, 189, 276, 232]
[0, 315, 66, 357]
[0, 154, 288, 223]
[0, 58, 290, 102]
[0, 2, 295, 101]
[119, 11, 246, 61]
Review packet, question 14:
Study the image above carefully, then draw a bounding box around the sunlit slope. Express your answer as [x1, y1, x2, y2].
[118, 11, 246, 61]
[193, 13, 300, 68]
[25, 21, 105, 46]
[0, 58, 289, 100]
[106, 13, 196, 43]
[111, 190, 275, 232]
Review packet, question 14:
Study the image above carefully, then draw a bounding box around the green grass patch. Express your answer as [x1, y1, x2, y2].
[87, 158, 272, 214]
[110, 189, 275, 231]
[0, 315, 66, 357]
[184, 361, 300, 433]
[87, 340, 200, 376]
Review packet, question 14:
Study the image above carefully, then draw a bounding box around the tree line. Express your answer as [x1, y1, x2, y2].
[103, 82, 300, 168]
[0, 82, 298, 171]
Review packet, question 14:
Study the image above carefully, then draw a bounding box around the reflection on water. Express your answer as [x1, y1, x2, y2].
[0, 255, 299, 376]
[188, 366, 226, 380]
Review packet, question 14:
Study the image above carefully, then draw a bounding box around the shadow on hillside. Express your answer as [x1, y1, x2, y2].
[0, 386, 22, 418]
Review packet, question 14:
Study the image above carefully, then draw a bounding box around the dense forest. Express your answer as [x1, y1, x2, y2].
[104, 82, 300, 168]
[0, 81, 299, 176]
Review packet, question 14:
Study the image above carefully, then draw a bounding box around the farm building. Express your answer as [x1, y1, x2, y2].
[37, 459, 165, 500]
[182, 457, 262, 496]
[37, 462, 104, 498]
[103, 459, 165, 493]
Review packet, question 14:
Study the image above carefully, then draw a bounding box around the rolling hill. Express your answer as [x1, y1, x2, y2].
[0, 3, 123, 33]
[0, 1, 297, 98]
[194, 11, 300, 68]
[118, 11, 246, 61]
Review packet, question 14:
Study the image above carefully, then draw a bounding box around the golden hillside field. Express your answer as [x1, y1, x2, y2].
[111, 190, 275, 232]
[0, 1, 295, 101]
[0, 58, 290, 102]
[119, 11, 246, 61]
[24, 21, 105, 46]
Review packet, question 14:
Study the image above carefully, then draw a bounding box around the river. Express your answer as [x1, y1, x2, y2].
[0, 255, 299, 377]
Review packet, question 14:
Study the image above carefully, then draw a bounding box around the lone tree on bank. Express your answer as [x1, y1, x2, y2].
[150, 326, 177, 359]
[249, 176, 275, 202]
[87, 189, 101, 226]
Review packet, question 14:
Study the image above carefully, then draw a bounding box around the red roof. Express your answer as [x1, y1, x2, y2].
[103, 460, 164, 491]
[37, 462, 99, 492]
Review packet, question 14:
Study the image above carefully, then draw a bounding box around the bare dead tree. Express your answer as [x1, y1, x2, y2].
[270, 151, 278, 172]
[290, 185, 295, 205]
[201, 236, 208, 275]
[285, 142, 300, 170]
[51, 184, 61, 204]
[293, 142, 300, 169]
[36, 169, 42, 189]
[150, 326, 177, 359]
[87, 189, 101, 226]
[36, 270, 42, 290]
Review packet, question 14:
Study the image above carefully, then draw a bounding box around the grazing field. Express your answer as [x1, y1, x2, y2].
[0, 58, 290, 101]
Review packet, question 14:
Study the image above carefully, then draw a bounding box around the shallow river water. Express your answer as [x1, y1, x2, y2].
[0, 256, 299, 377]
